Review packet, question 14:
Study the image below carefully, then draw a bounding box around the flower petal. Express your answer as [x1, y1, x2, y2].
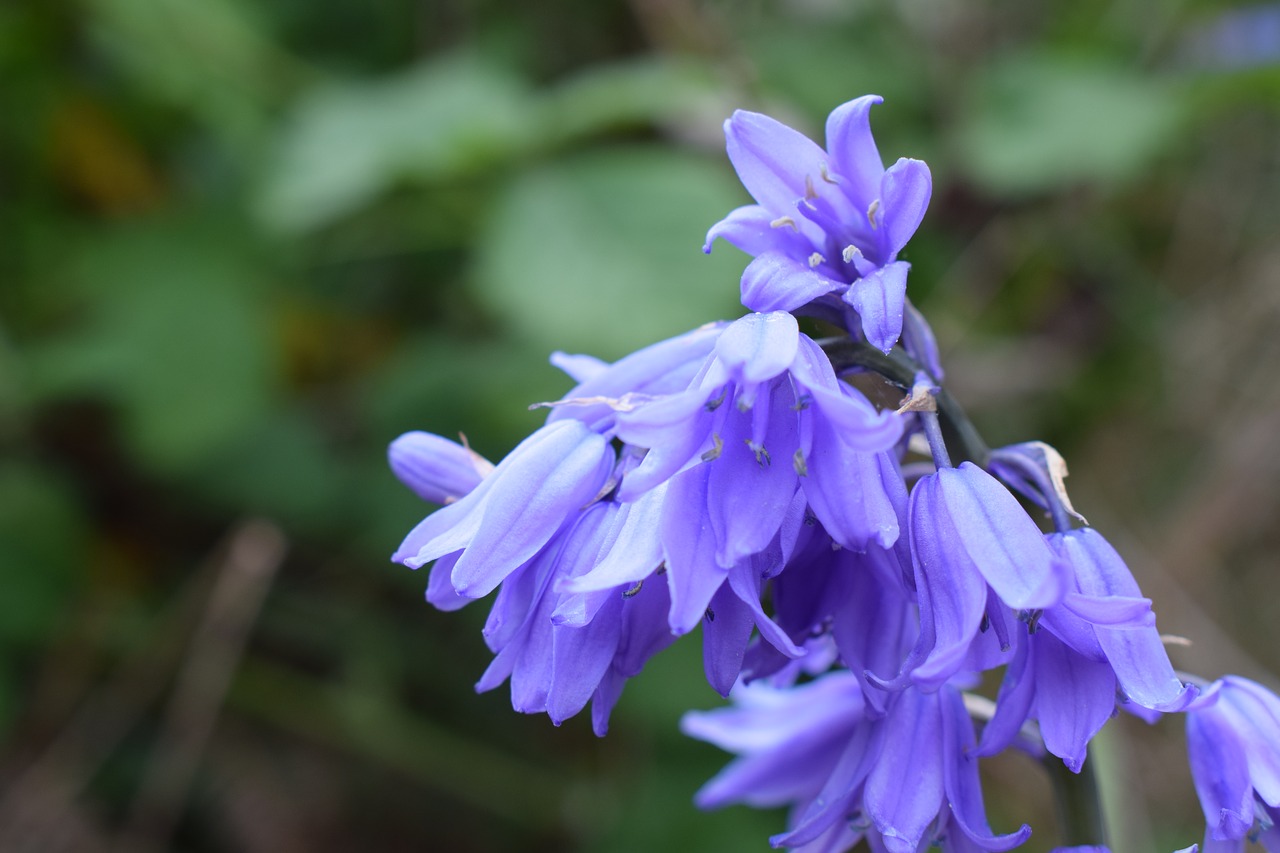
[864, 689, 946, 852]
[547, 594, 624, 723]
[727, 558, 803, 659]
[938, 462, 1066, 610]
[879, 157, 932, 259]
[425, 551, 471, 611]
[706, 385, 800, 567]
[702, 583, 757, 696]
[907, 474, 990, 691]
[1219, 677, 1280, 806]
[1187, 705, 1253, 841]
[704, 204, 813, 257]
[844, 260, 909, 354]
[942, 686, 1033, 850]
[802, 422, 904, 551]
[549, 351, 608, 384]
[388, 431, 490, 505]
[1033, 631, 1117, 772]
[740, 251, 846, 314]
[724, 110, 831, 214]
[824, 94, 885, 208]
[1051, 529, 1191, 710]
[449, 422, 614, 597]
[661, 465, 729, 634]
[614, 388, 714, 500]
[977, 630, 1036, 757]
[562, 484, 667, 594]
[714, 311, 800, 387]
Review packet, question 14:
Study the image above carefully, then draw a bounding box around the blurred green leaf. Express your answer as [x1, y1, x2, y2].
[257, 54, 534, 234]
[83, 0, 302, 138]
[536, 57, 726, 147]
[0, 462, 86, 646]
[363, 334, 573, 448]
[956, 54, 1187, 196]
[188, 407, 341, 532]
[474, 147, 747, 360]
[745, 18, 930, 123]
[29, 222, 275, 474]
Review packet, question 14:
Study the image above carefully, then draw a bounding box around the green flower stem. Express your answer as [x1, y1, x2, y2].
[818, 337, 991, 466]
[1045, 754, 1109, 848]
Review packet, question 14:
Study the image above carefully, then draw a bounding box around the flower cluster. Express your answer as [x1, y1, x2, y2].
[388, 95, 1275, 851]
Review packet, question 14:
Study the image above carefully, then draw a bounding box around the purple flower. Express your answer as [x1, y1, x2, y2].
[392, 419, 615, 599]
[683, 674, 1031, 852]
[978, 528, 1195, 771]
[393, 322, 727, 601]
[390, 322, 815, 724]
[474, 500, 679, 734]
[388, 431, 494, 505]
[704, 96, 932, 353]
[611, 311, 903, 634]
[759, 518, 917, 715]
[876, 461, 1068, 693]
[1186, 676, 1280, 851]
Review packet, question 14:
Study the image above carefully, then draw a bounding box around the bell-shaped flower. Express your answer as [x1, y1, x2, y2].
[876, 461, 1068, 693]
[392, 419, 615, 598]
[388, 431, 494, 505]
[392, 322, 729, 602]
[465, 498, 683, 734]
[763, 518, 917, 715]
[1185, 676, 1280, 851]
[543, 321, 724, 432]
[684, 675, 1030, 853]
[616, 312, 902, 536]
[979, 528, 1195, 772]
[612, 311, 903, 633]
[704, 95, 932, 352]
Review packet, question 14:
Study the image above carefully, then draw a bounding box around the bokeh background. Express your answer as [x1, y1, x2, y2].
[3, 0, 1280, 850]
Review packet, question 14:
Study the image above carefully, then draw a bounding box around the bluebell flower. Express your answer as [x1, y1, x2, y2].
[388, 431, 493, 505]
[393, 322, 725, 600]
[874, 461, 1068, 693]
[975, 528, 1195, 771]
[602, 311, 902, 636]
[750, 516, 917, 715]
[390, 322, 813, 722]
[1185, 676, 1280, 851]
[704, 96, 931, 353]
[683, 673, 1031, 852]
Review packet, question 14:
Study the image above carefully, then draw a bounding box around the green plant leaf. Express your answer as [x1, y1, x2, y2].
[957, 54, 1187, 196]
[257, 54, 533, 233]
[474, 147, 748, 360]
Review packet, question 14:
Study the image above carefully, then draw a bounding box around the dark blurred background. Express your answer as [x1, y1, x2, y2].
[2, 0, 1279, 850]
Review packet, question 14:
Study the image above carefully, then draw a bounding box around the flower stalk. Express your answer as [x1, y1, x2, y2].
[1044, 752, 1108, 848]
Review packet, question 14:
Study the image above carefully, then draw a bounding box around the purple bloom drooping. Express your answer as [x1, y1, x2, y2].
[388, 431, 494, 506]
[705, 96, 932, 353]
[978, 528, 1195, 772]
[610, 311, 903, 635]
[683, 673, 1030, 852]
[876, 461, 1068, 693]
[1186, 676, 1280, 851]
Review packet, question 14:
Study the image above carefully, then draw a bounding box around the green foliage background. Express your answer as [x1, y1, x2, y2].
[2, 0, 1279, 850]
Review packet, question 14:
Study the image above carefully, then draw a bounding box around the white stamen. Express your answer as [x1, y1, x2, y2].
[867, 198, 881, 229]
[770, 216, 798, 231]
[842, 244, 862, 264]
[808, 252, 825, 268]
